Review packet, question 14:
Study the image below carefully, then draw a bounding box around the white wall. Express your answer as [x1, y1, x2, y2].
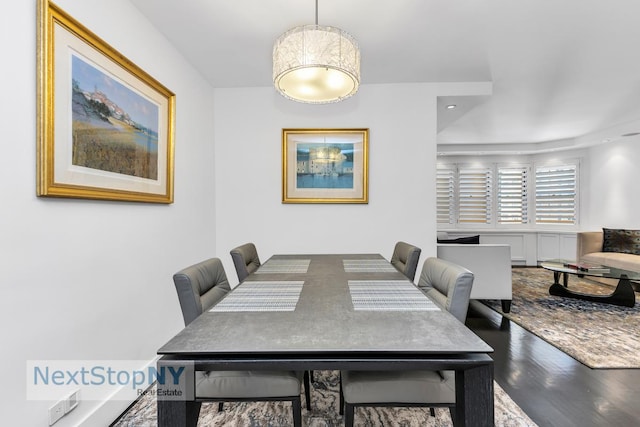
[213, 84, 439, 282]
[1, 1, 216, 425]
[584, 136, 640, 230]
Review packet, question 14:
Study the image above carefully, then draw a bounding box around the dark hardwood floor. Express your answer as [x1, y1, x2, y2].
[466, 301, 640, 427]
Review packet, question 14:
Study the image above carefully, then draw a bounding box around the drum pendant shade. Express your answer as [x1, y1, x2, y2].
[273, 23, 360, 104]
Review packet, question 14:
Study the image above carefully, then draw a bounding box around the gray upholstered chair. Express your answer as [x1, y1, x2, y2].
[229, 243, 318, 382]
[173, 257, 310, 426]
[230, 243, 261, 283]
[390, 241, 422, 282]
[340, 257, 474, 426]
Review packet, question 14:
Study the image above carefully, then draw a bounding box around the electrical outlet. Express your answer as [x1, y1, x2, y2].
[65, 390, 80, 413]
[48, 400, 65, 426]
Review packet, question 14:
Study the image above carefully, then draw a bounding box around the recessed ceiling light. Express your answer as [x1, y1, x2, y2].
[446, 104, 456, 110]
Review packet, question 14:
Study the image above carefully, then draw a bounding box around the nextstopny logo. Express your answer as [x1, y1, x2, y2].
[26, 360, 194, 401]
[32, 365, 184, 389]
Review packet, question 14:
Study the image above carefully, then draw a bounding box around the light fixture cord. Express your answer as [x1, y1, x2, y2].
[315, 0, 318, 25]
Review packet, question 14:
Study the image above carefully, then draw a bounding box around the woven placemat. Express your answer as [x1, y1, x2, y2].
[348, 280, 440, 311]
[343, 259, 398, 273]
[210, 281, 304, 312]
[255, 259, 310, 274]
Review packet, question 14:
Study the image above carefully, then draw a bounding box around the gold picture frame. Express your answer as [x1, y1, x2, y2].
[282, 128, 369, 204]
[37, 0, 175, 203]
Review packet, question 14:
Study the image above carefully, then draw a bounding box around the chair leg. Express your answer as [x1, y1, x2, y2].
[310, 370, 315, 382]
[449, 406, 456, 426]
[339, 376, 344, 415]
[218, 402, 224, 411]
[303, 370, 311, 410]
[430, 407, 435, 417]
[344, 402, 355, 427]
[292, 396, 302, 427]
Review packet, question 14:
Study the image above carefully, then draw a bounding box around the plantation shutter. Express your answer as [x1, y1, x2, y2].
[436, 167, 455, 224]
[497, 166, 528, 224]
[535, 164, 577, 224]
[458, 167, 492, 224]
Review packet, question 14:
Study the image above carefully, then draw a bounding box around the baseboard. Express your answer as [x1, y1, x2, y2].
[76, 357, 158, 427]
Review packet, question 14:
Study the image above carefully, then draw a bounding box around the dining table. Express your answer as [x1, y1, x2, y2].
[156, 253, 494, 426]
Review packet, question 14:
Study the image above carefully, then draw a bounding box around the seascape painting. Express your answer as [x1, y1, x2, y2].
[282, 128, 368, 203]
[295, 143, 355, 189]
[71, 54, 159, 179]
[38, 0, 175, 202]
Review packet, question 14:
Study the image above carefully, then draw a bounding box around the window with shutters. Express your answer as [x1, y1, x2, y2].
[437, 160, 578, 228]
[535, 164, 577, 225]
[458, 167, 492, 224]
[436, 167, 455, 225]
[497, 166, 528, 224]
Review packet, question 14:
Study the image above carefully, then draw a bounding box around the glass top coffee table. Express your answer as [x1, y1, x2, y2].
[541, 260, 639, 307]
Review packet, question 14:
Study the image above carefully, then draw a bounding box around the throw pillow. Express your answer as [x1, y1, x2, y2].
[437, 235, 480, 244]
[602, 228, 640, 255]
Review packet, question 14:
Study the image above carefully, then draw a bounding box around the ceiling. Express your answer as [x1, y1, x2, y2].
[130, 0, 640, 153]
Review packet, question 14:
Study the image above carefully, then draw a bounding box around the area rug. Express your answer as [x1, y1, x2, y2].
[483, 268, 640, 369]
[112, 370, 537, 426]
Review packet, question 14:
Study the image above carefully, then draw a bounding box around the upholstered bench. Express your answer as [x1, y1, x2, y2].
[437, 243, 513, 313]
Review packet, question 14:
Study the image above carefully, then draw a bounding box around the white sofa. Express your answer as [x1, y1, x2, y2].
[437, 243, 513, 312]
[577, 231, 640, 287]
[578, 231, 640, 272]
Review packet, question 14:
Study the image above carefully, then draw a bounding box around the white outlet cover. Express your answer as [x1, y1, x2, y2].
[48, 400, 65, 425]
[65, 390, 80, 413]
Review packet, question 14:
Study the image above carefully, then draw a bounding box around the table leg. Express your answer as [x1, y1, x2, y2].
[454, 363, 494, 427]
[158, 400, 200, 427]
[156, 358, 198, 427]
[549, 276, 636, 307]
[552, 271, 568, 287]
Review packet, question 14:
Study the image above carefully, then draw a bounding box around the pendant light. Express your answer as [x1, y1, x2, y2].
[272, 0, 360, 104]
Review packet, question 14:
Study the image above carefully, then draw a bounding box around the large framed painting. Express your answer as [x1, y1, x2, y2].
[282, 128, 369, 204]
[37, 0, 175, 203]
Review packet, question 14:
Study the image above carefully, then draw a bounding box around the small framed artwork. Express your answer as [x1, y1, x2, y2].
[282, 128, 369, 204]
[37, 0, 175, 203]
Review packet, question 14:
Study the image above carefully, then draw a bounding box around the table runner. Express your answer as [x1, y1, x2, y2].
[209, 281, 304, 312]
[348, 280, 440, 311]
[343, 259, 398, 273]
[255, 259, 311, 274]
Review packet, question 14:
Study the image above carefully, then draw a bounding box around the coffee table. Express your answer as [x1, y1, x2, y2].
[541, 260, 639, 307]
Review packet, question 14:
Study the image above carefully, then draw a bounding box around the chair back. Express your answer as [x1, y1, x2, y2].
[173, 258, 231, 326]
[417, 257, 474, 322]
[390, 241, 422, 281]
[230, 243, 261, 282]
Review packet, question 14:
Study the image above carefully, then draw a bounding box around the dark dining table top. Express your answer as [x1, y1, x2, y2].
[158, 253, 492, 356]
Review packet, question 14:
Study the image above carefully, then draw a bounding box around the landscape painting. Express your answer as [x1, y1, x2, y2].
[282, 129, 369, 204]
[37, 0, 175, 203]
[72, 55, 159, 180]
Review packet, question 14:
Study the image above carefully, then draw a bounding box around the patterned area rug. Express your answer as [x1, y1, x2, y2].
[483, 267, 640, 369]
[112, 370, 537, 426]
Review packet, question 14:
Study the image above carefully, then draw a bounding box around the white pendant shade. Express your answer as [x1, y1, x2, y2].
[273, 25, 360, 104]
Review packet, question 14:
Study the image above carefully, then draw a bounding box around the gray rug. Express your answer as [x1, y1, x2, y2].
[112, 370, 537, 426]
[483, 267, 640, 369]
